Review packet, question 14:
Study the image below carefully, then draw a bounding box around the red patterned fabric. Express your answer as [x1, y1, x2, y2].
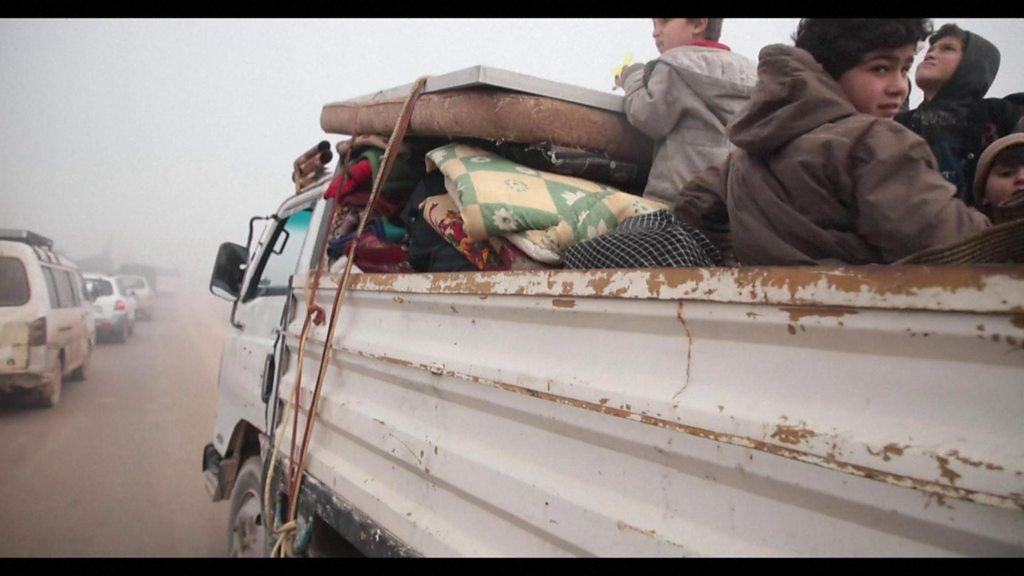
[350, 232, 413, 273]
[324, 159, 373, 200]
[421, 195, 506, 271]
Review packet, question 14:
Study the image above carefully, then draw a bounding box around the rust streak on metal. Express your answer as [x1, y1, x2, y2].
[551, 298, 576, 309]
[617, 520, 657, 538]
[935, 455, 962, 486]
[584, 273, 614, 295]
[946, 449, 1005, 471]
[866, 443, 908, 462]
[770, 421, 817, 445]
[779, 306, 859, 322]
[308, 337, 1024, 511]
[673, 302, 693, 404]
[1010, 315, 1024, 329]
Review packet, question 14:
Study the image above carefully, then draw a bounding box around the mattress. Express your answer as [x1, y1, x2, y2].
[320, 88, 653, 165]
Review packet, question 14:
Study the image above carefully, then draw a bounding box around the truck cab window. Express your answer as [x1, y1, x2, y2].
[248, 210, 312, 300]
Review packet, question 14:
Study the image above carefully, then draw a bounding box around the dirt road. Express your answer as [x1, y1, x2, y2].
[0, 293, 234, 557]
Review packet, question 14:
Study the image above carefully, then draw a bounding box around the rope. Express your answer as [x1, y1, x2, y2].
[267, 75, 429, 557]
[287, 74, 428, 520]
[264, 131, 359, 558]
[270, 519, 297, 558]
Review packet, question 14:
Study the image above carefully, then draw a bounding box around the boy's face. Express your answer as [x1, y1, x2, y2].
[652, 18, 706, 54]
[915, 36, 965, 91]
[837, 44, 915, 119]
[984, 157, 1024, 206]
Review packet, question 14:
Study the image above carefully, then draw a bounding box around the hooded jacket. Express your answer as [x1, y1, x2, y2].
[674, 44, 990, 266]
[621, 44, 757, 207]
[896, 31, 1021, 206]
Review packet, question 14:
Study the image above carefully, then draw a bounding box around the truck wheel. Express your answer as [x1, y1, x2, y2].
[227, 456, 269, 558]
[37, 364, 62, 408]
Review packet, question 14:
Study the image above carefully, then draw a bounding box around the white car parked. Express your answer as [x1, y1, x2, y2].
[84, 274, 136, 344]
[1, 229, 94, 407]
[115, 274, 155, 320]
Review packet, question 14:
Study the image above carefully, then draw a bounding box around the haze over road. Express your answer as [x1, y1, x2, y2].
[0, 293, 233, 557]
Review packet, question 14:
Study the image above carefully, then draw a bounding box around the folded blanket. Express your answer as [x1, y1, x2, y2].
[425, 143, 665, 263]
[421, 194, 505, 271]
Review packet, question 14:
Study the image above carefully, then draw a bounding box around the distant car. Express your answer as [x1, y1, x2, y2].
[84, 274, 136, 344]
[116, 274, 155, 320]
[1, 229, 94, 407]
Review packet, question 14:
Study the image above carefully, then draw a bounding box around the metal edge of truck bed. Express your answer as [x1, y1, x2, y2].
[319, 265, 1024, 315]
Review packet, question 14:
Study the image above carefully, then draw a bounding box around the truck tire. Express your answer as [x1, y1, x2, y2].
[37, 363, 62, 408]
[227, 455, 269, 558]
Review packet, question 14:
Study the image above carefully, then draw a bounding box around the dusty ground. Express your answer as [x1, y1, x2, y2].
[0, 293, 234, 557]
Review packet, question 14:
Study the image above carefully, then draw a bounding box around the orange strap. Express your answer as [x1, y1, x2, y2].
[286, 76, 429, 522]
[284, 140, 358, 486]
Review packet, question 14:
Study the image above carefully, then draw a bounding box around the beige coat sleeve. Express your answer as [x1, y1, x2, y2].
[851, 121, 991, 263]
[622, 60, 694, 141]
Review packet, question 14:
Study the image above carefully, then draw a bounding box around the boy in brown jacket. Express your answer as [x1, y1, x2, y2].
[675, 19, 990, 265]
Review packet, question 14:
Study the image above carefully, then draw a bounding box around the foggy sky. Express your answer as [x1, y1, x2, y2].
[2, 18, 1021, 293]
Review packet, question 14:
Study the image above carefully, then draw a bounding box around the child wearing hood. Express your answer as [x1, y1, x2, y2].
[973, 133, 1024, 224]
[674, 18, 990, 266]
[1004, 93, 1024, 134]
[896, 24, 1022, 206]
[616, 18, 757, 207]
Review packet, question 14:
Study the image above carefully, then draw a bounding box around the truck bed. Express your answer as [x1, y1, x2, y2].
[272, 265, 1024, 556]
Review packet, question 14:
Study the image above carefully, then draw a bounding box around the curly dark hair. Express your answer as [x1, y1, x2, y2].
[930, 23, 967, 47]
[793, 19, 934, 79]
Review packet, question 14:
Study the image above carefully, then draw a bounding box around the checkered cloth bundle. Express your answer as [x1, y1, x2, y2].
[563, 211, 722, 269]
[425, 143, 666, 264]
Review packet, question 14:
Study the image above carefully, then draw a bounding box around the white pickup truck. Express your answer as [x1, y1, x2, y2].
[202, 69, 1024, 557]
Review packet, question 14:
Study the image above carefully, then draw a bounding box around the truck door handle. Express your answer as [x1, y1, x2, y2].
[261, 355, 276, 404]
[58, 326, 72, 332]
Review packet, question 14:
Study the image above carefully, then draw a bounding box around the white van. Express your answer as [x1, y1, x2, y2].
[0, 229, 94, 407]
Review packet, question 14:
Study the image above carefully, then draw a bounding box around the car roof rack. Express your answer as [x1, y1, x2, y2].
[0, 229, 53, 249]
